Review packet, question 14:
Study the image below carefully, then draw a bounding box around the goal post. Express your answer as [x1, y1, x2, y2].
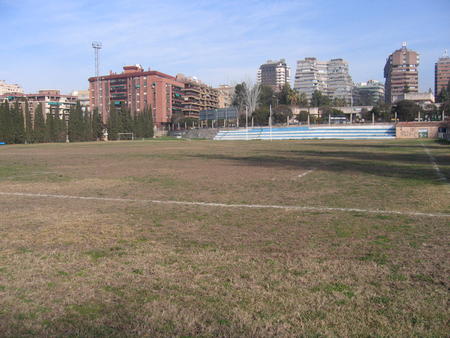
[117, 133, 134, 141]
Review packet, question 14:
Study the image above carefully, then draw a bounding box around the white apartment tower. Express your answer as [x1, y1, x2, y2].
[257, 59, 291, 92]
[294, 57, 354, 104]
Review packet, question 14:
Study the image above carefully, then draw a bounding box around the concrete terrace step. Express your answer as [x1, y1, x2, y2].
[214, 125, 396, 140]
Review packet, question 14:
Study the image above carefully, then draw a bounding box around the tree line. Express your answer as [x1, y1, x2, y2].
[231, 81, 450, 125]
[107, 103, 153, 140]
[0, 99, 154, 144]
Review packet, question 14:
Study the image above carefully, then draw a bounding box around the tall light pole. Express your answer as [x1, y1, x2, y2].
[92, 41, 102, 109]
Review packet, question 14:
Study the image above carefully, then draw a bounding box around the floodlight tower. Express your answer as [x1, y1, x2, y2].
[92, 41, 102, 109]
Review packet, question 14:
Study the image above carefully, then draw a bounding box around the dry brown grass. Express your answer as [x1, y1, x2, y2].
[0, 139, 449, 336]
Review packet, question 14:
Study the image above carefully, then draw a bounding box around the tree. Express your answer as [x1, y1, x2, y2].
[278, 83, 306, 107]
[91, 108, 103, 140]
[143, 107, 154, 138]
[272, 104, 292, 124]
[278, 84, 291, 105]
[33, 103, 45, 143]
[45, 113, 56, 142]
[24, 100, 33, 143]
[68, 102, 84, 142]
[55, 114, 67, 142]
[392, 100, 420, 121]
[436, 87, 449, 103]
[45, 107, 66, 143]
[311, 90, 331, 107]
[107, 104, 122, 140]
[232, 83, 247, 114]
[295, 110, 310, 123]
[332, 97, 347, 107]
[134, 107, 154, 138]
[11, 101, 25, 144]
[423, 104, 441, 121]
[297, 92, 309, 107]
[259, 85, 275, 107]
[244, 81, 261, 117]
[320, 107, 346, 122]
[251, 106, 269, 125]
[119, 104, 133, 133]
[369, 103, 392, 122]
[0, 101, 12, 143]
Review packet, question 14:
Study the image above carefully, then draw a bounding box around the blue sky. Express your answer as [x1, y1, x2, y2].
[1, 0, 449, 94]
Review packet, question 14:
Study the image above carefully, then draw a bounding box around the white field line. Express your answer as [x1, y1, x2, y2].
[0, 191, 449, 218]
[421, 143, 449, 184]
[298, 169, 315, 178]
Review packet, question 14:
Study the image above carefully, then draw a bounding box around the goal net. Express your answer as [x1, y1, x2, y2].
[117, 133, 134, 141]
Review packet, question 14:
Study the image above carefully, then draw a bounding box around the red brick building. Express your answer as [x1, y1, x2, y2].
[435, 53, 450, 99]
[384, 43, 419, 103]
[88, 65, 185, 127]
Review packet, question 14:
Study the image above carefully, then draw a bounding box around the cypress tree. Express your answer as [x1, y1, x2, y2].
[0, 101, 13, 143]
[12, 101, 25, 144]
[145, 106, 154, 138]
[45, 113, 54, 142]
[68, 105, 78, 142]
[107, 103, 121, 140]
[57, 115, 67, 142]
[24, 100, 33, 143]
[46, 109, 66, 143]
[119, 103, 133, 133]
[92, 108, 103, 141]
[83, 111, 92, 141]
[133, 111, 144, 138]
[68, 102, 87, 142]
[33, 103, 45, 143]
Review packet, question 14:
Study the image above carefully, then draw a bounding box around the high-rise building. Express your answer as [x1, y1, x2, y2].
[0, 80, 23, 95]
[435, 50, 450, 100]
[327, 59, 354, 104]
[175, 74, 219, 118]
[353, 80, 385, 106]
[88, 65, 185, 126]
[257, 59, 291, 92]
[384, 43, 420, 103]
[293, 57, 353, 104]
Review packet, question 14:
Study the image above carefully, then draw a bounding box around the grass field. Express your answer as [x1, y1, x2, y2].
[0, 138, 449, 337]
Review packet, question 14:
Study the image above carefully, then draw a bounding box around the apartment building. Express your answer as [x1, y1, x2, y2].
[215, 85, 234, 108]
[294, 57, 353, 104]
[384, 43, 420, 103]
[435, 51, 450, 99]
[88, 65, 185, 126]
[327, 59, 354, 104]
[0, 80, 24, 95]
[0, 90, 77, 122]
[353, 80, 385, 106]
[175, 74, 219, 118]
[257, 59, 291, 92]
[71, 90, 90, 112]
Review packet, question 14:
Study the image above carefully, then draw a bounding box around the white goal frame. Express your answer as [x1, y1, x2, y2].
[117, 133, 134, 141]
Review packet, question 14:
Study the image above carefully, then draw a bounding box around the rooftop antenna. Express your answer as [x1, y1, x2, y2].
[402, 41, 407, 48]
[444, 49, 448, 57]
[92, 41, 102, 108]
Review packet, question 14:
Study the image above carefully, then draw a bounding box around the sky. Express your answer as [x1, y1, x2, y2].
[1, 0, 449, 94]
